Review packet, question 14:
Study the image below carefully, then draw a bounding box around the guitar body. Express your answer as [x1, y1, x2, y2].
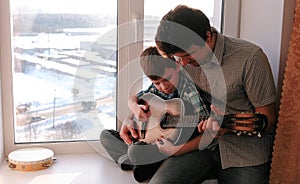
[135, 93, 187, 145]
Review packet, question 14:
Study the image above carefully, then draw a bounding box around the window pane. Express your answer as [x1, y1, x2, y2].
[11, 0, 117, 143]
[143, 0, 223, 87]
[144, 0, 222, 46]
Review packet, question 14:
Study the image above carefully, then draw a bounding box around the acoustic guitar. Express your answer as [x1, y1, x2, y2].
[134, 93, 268, 145]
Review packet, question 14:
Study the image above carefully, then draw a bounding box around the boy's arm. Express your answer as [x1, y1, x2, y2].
[120, 113, 139, 145]
[128, 94, 151, 122]
[128, 94, 138, 112]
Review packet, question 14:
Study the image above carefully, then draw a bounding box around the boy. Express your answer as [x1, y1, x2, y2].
[100, 46, 212, 182]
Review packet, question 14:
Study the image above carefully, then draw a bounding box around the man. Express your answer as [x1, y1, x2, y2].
[155, 5, 277, 184]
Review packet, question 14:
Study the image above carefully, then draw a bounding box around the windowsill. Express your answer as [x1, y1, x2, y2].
[0, 153, 138, 184]
[0, 152, 218, 184]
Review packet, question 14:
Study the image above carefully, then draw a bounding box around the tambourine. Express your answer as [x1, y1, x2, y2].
[8, 147, 55, 171]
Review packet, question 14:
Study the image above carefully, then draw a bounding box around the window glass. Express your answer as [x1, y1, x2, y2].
[143, 0, 223, 87]
[144, 0, 222, 46]
[9, 0, 222, 144]
[11, 0, 117, 143]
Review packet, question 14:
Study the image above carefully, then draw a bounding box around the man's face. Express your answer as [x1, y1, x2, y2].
[150, 67, 179, 94]
[173, 44, 212, 67]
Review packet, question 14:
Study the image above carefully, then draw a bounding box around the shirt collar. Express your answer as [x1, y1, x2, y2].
[211, 27, 225, 66]
[198, 28, 224, 68]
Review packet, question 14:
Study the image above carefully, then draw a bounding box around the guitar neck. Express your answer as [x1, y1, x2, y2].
[161, 113, 267, 134]
[161, 115, 225, 128]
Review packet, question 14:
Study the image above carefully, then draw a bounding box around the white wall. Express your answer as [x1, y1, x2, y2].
[239, 0, 295, 109]
[0, 0, 6, 163]
[0, 73, 3, 163]
[239, 0, 292, 90]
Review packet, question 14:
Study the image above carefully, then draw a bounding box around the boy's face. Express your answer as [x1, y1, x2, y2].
[151, 67, 180, 94]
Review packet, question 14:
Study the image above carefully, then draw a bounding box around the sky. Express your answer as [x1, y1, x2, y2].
[11, 0, 117, 14]
[144, 0, 214, 17]
[11, 0, 214, 17]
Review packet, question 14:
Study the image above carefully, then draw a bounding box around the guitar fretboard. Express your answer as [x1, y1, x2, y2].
[161, 115, 224, 128]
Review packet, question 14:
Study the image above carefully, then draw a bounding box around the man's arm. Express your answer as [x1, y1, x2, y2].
[198, 103, 277, 137]
[255, 102, 276, 134]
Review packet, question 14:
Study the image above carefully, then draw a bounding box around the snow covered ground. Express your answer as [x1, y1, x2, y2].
[13, 28, 117, 143]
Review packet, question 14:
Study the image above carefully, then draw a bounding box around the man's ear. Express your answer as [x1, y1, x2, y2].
[206, 31, 212, 43]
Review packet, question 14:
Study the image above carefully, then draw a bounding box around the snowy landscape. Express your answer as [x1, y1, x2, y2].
[13, 25, 118, 143]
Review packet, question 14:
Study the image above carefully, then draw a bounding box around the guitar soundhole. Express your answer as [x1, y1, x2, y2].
[160, 113, 175, 129]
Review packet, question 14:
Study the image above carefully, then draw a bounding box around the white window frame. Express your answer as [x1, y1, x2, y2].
[0, 0, 240, 155]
